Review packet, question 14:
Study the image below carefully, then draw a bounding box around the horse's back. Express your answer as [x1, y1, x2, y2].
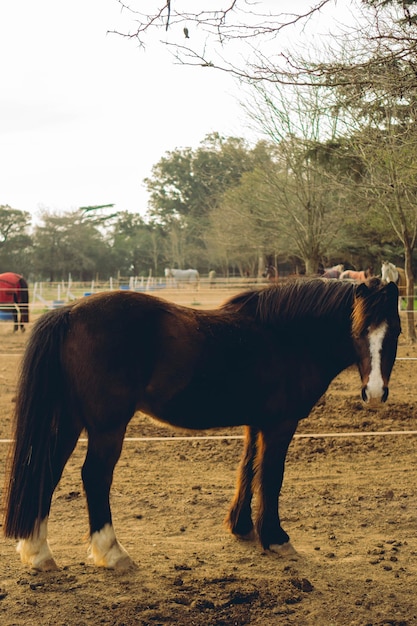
[0, 272, 23, 304]
[59, 290, 256, 429]
[322, 269, 340, 279]
[339, 270, 354, 280]
[0, 272, 22, 291]
[60, 291, 204, 420]
[323, 264, 343, 279]
[340, 269, 367, 282]
[0, 271, 22, 281]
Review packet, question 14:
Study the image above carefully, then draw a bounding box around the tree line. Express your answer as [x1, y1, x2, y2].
[0, 119, 412, 283]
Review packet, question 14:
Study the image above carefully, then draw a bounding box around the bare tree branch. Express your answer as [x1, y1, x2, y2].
[109, 1, 417, 90]
[109, 0, 338, 83]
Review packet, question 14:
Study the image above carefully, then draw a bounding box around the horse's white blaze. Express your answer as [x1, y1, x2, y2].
[89, 524, 133, 569]
[16, 518, 58, 571]
[366, 322, 388, 400]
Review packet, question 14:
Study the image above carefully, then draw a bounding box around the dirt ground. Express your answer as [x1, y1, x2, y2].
[0, 286, 416, 626]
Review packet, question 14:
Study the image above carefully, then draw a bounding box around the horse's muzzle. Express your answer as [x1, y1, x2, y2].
[361, 386, 389, 405]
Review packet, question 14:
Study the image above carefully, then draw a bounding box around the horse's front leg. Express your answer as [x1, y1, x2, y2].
[255, 420, 298, 552]
[82, 425, 135, 570]
[225, 426, 258, 540]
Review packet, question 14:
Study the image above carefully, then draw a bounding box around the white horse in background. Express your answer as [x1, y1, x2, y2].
[381, 262, 406, 293]
[381, 261, 407, 308]
[164, 268, 200, 288]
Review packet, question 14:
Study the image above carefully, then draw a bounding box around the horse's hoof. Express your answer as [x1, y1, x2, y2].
[89, 525, 136, 570]
[266, 541, 297, 557]
[233, 529, 256, 542]
[112, 555, 137, 571]
[31, 557, 60, 572]
[17, 535, 59, 572]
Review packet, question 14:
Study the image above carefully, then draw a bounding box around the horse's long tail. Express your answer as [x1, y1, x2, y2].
[18, 277, 29, 323]
[3, 307, 72, 539]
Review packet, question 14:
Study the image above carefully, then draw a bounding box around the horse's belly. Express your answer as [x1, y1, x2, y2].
[139, 364, 330, 430]
[141, 386, 250, 430]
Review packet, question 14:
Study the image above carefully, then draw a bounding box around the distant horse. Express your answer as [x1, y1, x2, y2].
[262, 265, 279, 282]
[322, 264, 344, 279]
[339, 268, 372, 283]
[4, 278, 400, 571]
[0, 272, 29, 332]
[381, 262, 406, 297]
[164, 268, 200, 288]
[208, 270, 216, 287]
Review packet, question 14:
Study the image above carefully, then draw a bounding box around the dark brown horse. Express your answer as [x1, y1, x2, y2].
[4, 278, 400, 571]
[0, 272, 29, 332]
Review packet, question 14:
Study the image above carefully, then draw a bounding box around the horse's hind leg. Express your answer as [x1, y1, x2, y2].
[82, 425, 133, 569]
[255, 420, 298, 553]
[12, 308, 19, 333]
[225, 426, 258, 540]
[16, 423, 82, 571]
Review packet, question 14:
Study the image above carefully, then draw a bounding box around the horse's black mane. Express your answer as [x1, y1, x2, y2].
[221, 278, 356, 324]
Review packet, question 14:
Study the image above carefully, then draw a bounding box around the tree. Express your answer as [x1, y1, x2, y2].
[207, 167, 275, 276]
[315, 5, 417, 341]
[345, 93, 417, 341]
[0, 205, 33, 275]
[145, 133, 260, 269]
[32, 209, 111, 281]
[110, 212, 166, 276]
[239, 82, 357, 274]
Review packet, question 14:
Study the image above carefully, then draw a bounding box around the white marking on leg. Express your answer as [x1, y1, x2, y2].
[89, 523, 134, 569]
[366, 322, 388, 401]
[16, 518, 58, 571]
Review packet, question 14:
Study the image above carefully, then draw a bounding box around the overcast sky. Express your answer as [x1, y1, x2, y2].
[0, 1, 249, 221]
[1, 1, 354, 223]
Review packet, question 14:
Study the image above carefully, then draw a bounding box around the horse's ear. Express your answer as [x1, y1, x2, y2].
[355, 283, 369, 299]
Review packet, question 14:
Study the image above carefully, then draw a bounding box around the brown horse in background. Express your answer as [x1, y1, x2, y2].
[339, 268, 373, 283]
[4, 278, 400, 571]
